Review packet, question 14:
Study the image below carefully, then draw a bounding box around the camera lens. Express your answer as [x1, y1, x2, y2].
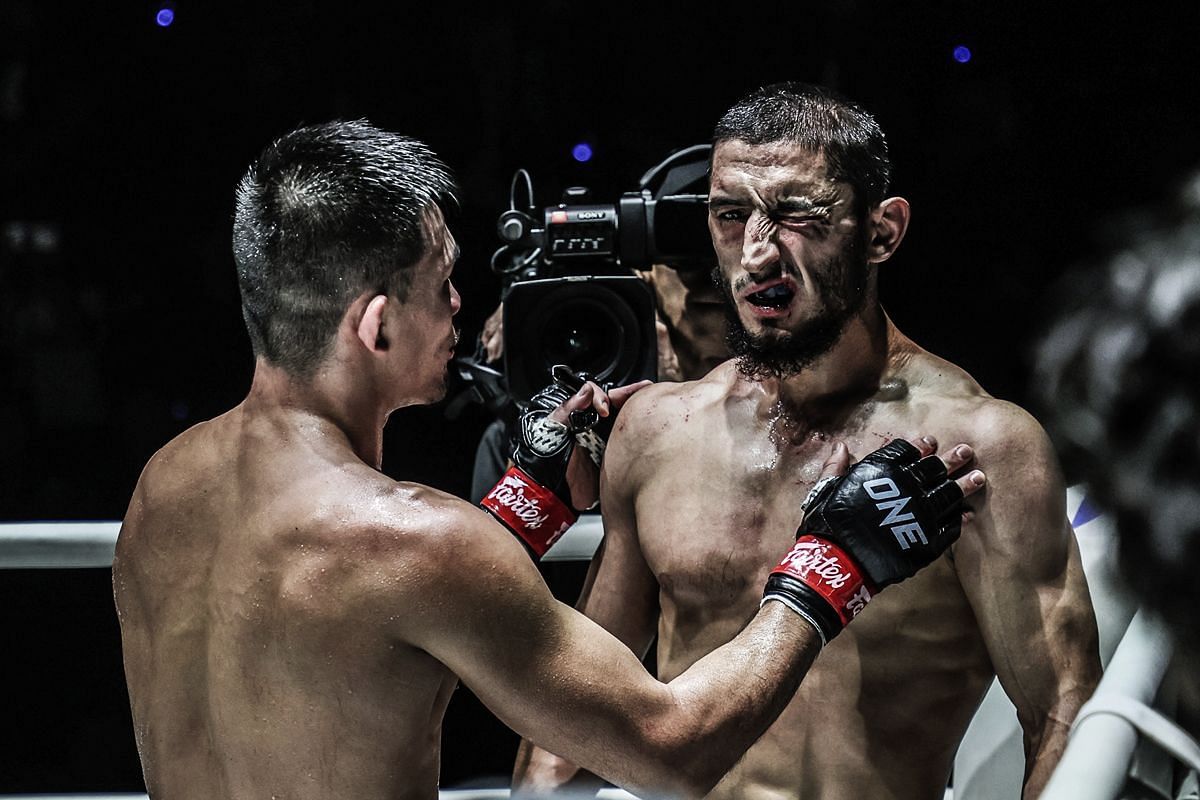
[541, 298, 625, 379]
[535, 288, 638, 385]
[504, 277, 657, 402]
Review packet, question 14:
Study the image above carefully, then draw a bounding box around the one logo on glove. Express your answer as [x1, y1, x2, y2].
[864, 478, 929, 551]
[485, 473, 551, 529]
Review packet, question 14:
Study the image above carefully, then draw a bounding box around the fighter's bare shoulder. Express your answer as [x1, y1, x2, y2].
[909, 349, 1055, 464]
[611, 364, 734, 438]
[129, 416, 222, 497]
[306, 479, 539, 636]
[340, 480, 524, 573]
[905, 347, 1067, 542]
[606, 366, 732, 473]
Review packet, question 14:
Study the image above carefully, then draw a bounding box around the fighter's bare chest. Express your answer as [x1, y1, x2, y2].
[634, 412, 908, 601]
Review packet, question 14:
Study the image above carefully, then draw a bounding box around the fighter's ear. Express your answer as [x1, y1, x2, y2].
[356, 294, 390, 352]
[866, 197, 910, 264]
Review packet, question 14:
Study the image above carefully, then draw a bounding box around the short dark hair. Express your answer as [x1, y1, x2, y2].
[713, 82, 891, 213]
[1036, 172, 1200, 656]
[232, 120, 458, 377]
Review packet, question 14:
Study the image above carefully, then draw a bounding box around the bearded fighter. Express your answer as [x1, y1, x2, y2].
[514, 83, 1101, 800]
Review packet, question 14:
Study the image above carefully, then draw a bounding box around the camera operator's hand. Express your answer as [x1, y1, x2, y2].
[480, 367, 650, 558]
[481, 302, 505, 364]
[655, 316, 684, 382]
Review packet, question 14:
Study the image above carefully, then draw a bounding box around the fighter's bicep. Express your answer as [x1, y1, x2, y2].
[954, 405, 1073, 579]
[577, 532, 660, 656]
[953, 415, 1099, 720]
[398, 513, 669, 774]
[597, 425, 649, 567]
[600, 395, 648, 503]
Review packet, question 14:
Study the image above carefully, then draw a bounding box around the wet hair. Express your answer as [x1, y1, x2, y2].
[1036, 172, 1200, 656]
[232, 119, 458, 377]
[713, 82, 892, 215]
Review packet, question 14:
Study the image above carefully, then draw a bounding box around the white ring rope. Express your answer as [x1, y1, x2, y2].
[0, 521, 121, 569]
[0, 790, 639, 799]
[0, 516, 604, 569]
[1, 489, 1092, 569]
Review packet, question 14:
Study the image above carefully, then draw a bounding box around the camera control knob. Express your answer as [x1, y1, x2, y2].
[497, 209, 534, 243]
[501, 218, 524, 241]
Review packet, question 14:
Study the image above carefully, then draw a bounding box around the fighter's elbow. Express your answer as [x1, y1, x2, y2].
[633, 723, 732, 798]
[634, 757, 725, 799]
[677, 765, 728, 798]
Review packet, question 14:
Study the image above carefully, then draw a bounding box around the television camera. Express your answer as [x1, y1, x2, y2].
[451, 143, 712, 417]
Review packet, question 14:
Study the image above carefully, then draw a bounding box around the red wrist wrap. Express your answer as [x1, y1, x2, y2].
[770, 536, 876, 626]
[481, 466, 577, 557]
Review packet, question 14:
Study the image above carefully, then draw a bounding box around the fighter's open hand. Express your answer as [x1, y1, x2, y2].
[762, 436, 986, 643]
[809, 436, 985, 530]
[480, 366, 650, 559]
[548, 376, 652, 512]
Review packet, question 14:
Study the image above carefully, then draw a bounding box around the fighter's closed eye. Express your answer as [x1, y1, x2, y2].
[778, 212, 828, 223]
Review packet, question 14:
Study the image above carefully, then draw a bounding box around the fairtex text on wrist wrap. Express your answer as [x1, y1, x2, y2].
[763, 537, 875, 644]
[481, 465, 578, 557]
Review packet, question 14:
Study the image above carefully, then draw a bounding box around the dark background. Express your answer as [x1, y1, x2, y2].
[1, 0, 1198, 791]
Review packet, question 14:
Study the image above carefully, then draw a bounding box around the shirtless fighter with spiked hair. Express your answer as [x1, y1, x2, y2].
[113, 119, 984, 800]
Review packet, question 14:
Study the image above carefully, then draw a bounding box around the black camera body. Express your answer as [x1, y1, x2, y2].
[497, 145, 712, 402]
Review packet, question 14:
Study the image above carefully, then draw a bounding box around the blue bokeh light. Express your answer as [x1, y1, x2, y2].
[572, 143, 593, 163]
[953, 45, 972, 63]
[156, 7, 175, 27]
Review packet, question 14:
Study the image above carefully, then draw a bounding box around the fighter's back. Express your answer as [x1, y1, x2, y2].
[114, 403, 458, 800]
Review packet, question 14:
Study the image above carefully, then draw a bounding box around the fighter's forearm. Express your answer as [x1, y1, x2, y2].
[1022, 717, 1073, 799]
[508, 602, 817, 799]
[620, 603, 819, 798]
[1013, 529, 1101, 798]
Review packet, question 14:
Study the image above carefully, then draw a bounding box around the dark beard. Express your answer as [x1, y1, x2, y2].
[715, 250, 869, 380]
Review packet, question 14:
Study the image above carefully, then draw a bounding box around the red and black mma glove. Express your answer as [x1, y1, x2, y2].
[480, 367, 612, 559]
[763, 440, 966, 644]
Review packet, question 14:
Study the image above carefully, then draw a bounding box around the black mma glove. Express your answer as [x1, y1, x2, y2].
[480, 366, 613, 558]
[762, 439, 966, 644]
[521, 367, 614, 469]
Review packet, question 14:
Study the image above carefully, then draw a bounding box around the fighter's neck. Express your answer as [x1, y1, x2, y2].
[751, 306, 916, 424]
[244, 359, 388, 469]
